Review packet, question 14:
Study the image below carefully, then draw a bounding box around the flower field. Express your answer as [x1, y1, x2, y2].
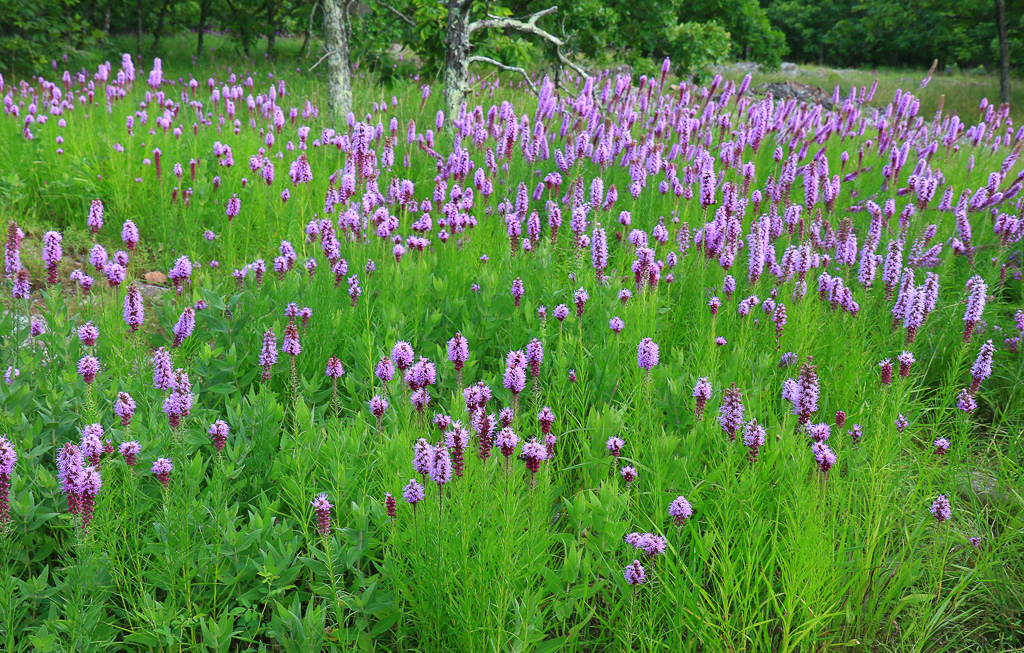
[0, 54, 1022, 651]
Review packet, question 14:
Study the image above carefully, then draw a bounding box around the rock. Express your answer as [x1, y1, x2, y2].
[139, 283, 166, 299]
[144, 271, 168, 284]
[780, 62, 799, 74]
[963, 471, 1004, 505]
[753, 81, 834, 110]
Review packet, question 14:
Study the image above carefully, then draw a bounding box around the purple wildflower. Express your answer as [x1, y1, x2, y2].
[114, 392, 136, 427]
[623, 559, 647, 586]
[151, 458, 173, 487]
[930, 494, 951, 523]
[718, 384, 745, 441]
[669, 496, 693, 526]
[311, 493, 332, 535]
[209, 420, 229, 451]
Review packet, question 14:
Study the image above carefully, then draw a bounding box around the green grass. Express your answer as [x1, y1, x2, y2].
[0, 34, 1022, 652]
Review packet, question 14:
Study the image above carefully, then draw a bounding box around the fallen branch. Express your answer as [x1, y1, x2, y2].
[468, 55, 538, 94]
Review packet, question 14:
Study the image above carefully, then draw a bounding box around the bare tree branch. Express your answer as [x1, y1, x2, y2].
[468, 55, 538, 94]
[309, 49, 339, 71]
[468, 6, 589, 81]
[377, 1, 416, 28]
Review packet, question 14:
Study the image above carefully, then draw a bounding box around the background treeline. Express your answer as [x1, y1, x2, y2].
[0, 0, 1020, 78]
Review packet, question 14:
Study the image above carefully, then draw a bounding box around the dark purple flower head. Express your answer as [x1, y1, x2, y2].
[260, 330, 278, 379]
[956, 388, 976, 413]
[620, 466, 638, 483]
[114, 391, 136, 426]
[282, 323, 301, 356]
[311, 493, 333, 535]
[123, 283, 145, 332]
[623, 559, 647, 586]
[447, 333, 470, 370]
[209, 420, 229, 451]
[895, 413, 909, 433]
[521, 438, 548, 474]
[879, 359, 893, 386]
[121, 220, 139, 250]
[625, 532, 667, 557]
[718, 384, 744, 440]
[168, 256, 193, 295]
[930, 494, 951, 523]
[609, 317, 625, 334]
[152, 347, 173, 390]
[325, 356, 345, 378]
[369, 395, 389, 420]
[375, 357, 395, 383]
[897, 351, 915, 378]
[77, 355, 100, 384]
[811, 441, 837, 473]
[402, 478, 425, 506]
[537, 406, 555, 435]
[118, 441, 140, 466]
[151, 457, 173, 487]
[78, 322, 99, 347]
[554, 304, 569, 322]
[172, 307, 196, 348]
[933, 437, 950, 455]
[392, 341, 415, 370]
[385, 493, 397, 519]
[637, 338, 659, 371]
[743, 419, 767, 462]
[669, 495, 693, 525]
[970, 340, 996, 393]
[42, 231, 63, 284]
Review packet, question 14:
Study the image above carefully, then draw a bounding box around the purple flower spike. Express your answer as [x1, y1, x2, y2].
[623, 560, 647, 586]
[637, 338, 659, 371]
[311, 493, 332, 535]
[669, 496, 693, 526]
[930, 494, 951, 523]
[151, 458, 173, 487]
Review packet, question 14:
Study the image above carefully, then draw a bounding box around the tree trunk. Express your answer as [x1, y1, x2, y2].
[443, 0, 473, 124]
[197, 0, 208, 57]
[103, 5, 111, 34]
[266, 1, 277, 59]
[301, 1, 320, 58]
[137, 0, 143, 52]
[150, 0, 171, 53]
[323, 0, 353, 121]
[996, 0, 1011, 104]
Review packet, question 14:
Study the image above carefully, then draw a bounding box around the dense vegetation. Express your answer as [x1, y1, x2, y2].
[3, 0, 1024, 79]
[0, 44, 1023, 651]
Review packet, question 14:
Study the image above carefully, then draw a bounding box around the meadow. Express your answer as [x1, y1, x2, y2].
[0, 39, 1023, 652]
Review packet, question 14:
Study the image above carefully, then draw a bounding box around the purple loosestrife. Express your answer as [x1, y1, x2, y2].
[573, 288, 589, 319]
[897, 351, 915, 378]
[78, 322, 99, 347]
[625, 532, 668, 558]
[121, 220, 139, 251]
[87, 199, 104, 235]
[447, 333, 469, 374]
[402, 479, 425, 517]
[0, 436, 15, 526]
[445, 422, 470, 477]
[835, 410, 847, 428]
[526, 339, 544, 378]
[209, 420, 229, 452]
[693, 377, 712, 419]
[496, 427, 519, 460]
[620, 466, 638, 484]
[77, 466, 102, 531]
[970, 340, 995, 393]
[260, 330, 278, 380]
[392, 342, 414, 371]
[623, 560, 647, 586]
[375, 357, 395, 383]
[719, 384, 745, 441]
[637, 338, 660, 372]
[879, 359, 893, 386]
[369, 395, 389, 428]
[311, 493, 332, 536]
[848, 424, 863, 445]
[521, 439, 548, 481]
[930, 494, 951, 523]
[114, 392, 136, 427]
[119, 441, 140, 467]
[168, 256, 192, 295]
[812, 442, 837, 474]
[385, 493, 397, 520]
[669, 496, 693, 526]
[795, 357, 819, 425]
[743, 419, 766, 462]
[123, 283, 145, 332]
[933, 438, 950, 455]
[511, 277, 524, 307]
[78, 356, 100, 384]
[172, 307, 196, 347]
[606, 436, 625, 458]
[152, 348, 173, 390]
[474, 411, 497, 461]
[963, 276, 987, 342]
[151, 458, 173, 487]
[956, 388, 977, 413]
[42, 231, 62, 284]
[895, 414, 909, 433]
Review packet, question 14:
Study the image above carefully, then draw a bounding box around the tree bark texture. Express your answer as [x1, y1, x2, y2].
[323, 0, 353, 121]
[443, 0, 473, 124]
